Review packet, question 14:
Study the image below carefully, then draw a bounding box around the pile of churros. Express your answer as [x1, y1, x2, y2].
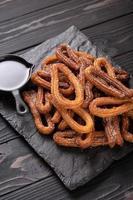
[23, 43, 133, 149]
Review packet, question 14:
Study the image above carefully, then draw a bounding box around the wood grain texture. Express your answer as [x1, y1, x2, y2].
[0, 0, 132, 54]
[1, 151, 133, 200]
[0, 25, 132, 197]
[0, 0, 69, 22]
[0, 0, 133, 199]
[1, 26, 133, 191]
[83, 13, 133, 57]
[0, 137, 52, 196]
[113, 51, 133, 74]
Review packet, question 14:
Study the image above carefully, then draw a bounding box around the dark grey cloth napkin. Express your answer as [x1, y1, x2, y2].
[0, 26, 133, 190]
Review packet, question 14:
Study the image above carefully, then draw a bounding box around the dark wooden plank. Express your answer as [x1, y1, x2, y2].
[83, 13, 133, 57]
[0, 0, 132, 54]
[113, 51, 133, 74]
[0, 137, 52, 196]
[0, 0, 69, 23]
[1, 152, 133, 200]
[0, 2, 132, 197]
[0, 3, 132, 145]
[0, 49, 132, 196]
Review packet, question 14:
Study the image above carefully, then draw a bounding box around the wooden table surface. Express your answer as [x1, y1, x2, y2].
[0, 0, 133, 199]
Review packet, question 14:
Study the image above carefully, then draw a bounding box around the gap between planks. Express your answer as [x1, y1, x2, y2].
[0, 0, 133, 54]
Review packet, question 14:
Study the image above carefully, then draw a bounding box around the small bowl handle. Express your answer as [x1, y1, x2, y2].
[12, 90, 28, 115]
